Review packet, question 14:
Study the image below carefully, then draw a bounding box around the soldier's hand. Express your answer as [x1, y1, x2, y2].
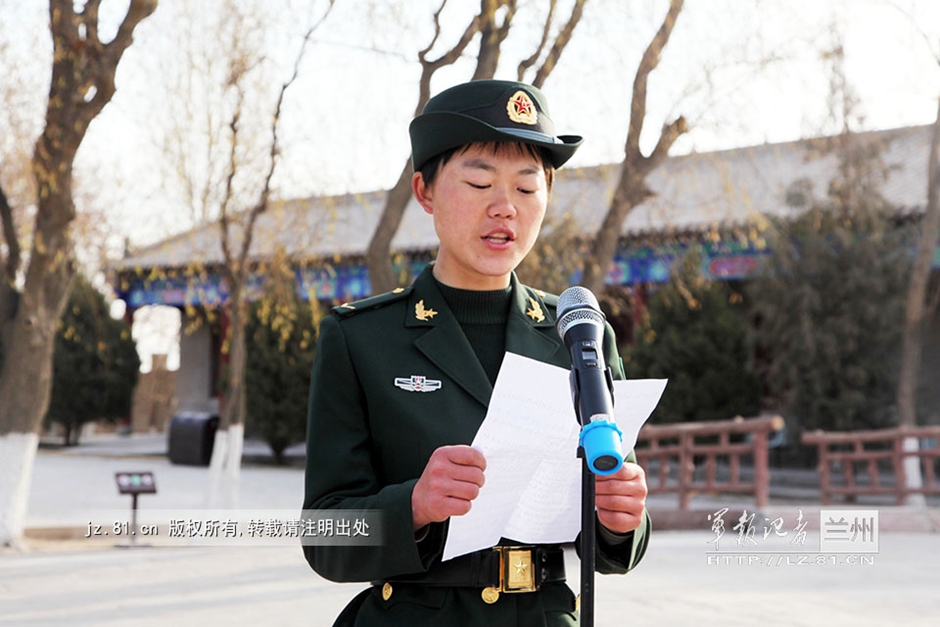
[595, 462, 647, 535]
[411, 445, 486, 531]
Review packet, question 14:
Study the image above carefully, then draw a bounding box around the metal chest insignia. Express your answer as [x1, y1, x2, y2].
[394, 375, 442, 393]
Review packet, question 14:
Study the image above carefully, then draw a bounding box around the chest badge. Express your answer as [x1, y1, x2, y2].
[415, 299, 438, 321]
[526, 297, 545, 323]
[394, 375, 442, 393]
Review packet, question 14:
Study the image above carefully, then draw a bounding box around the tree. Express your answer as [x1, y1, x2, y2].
[45, 275, 140, 445]
[897, 103, 940, 428]
[0, 0, 156, 548]
[748, 137, 911, 437]
[150, 0, 335, 507]
[622, 254, 761, 424]
[245, 252, 318, 465]
[580, 0, 687, 295]
[366, 0, 587, 294]
[895, 46, 940, 506]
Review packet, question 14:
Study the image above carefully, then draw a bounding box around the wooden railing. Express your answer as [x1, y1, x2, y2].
[801, 426, 940, 505]
[635, 415, 784, 510]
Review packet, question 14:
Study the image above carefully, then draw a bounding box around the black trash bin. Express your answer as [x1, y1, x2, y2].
[167, 412, 219, 466]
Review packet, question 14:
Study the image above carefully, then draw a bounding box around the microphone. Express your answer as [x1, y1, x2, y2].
[556, 286, 624, 475]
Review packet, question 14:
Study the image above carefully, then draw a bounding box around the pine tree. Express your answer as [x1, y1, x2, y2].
[44, 276, 141, 445]
[245, 254, 319, 465]
[624, 253, 762, 423]
[748, 138, 911, 434]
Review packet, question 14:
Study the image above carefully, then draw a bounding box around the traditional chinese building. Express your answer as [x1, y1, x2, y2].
[110, 124, 940, 418]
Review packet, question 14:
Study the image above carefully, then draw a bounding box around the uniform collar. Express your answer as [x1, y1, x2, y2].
[405, 266, 564, 407]
[405, 266, 555, 329]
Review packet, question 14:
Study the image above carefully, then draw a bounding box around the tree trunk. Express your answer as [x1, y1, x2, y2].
[207, 294, 248, 509]
[471, 0, 514, 81]
[365, 161, 414, 294]
[896, 100, 940, 506]
[0, 433, 39, 549]
[582, 167, 652, 294]
[897, 102, 940, 429]
[580, 0, 685, 296]
[0, 0, 156, 548]
[0, 91, 80, 547]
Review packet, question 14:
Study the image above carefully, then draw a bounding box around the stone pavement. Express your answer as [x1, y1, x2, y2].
[3, 433, 939, 626]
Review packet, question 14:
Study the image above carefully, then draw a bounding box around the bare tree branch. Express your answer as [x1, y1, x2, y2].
[885, 1, 940, 66]
[238, 3, 336, 276]
[517, 0, 556, 81]
[209, 2, 337, 436]
[83, 0, 101, 47]
[417, 1, 484, 110]
[106, 0, 157, 58]
[218, 86, 242, 277]
[368, 2, 489, 293]
[626, 0, 684, 156]
[472, 0, 516, 80]
[581, 0, 686, 294]
[417, 0, 450, 66]
[78, 0, 157, 133]
[531, 0, 586, 88]
[646, 114, 688, 170]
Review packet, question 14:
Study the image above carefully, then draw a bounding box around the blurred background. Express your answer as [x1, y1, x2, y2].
[2, 0, 940, 540]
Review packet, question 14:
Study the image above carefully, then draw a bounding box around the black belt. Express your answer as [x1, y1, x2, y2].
[377, 545, 566, 600]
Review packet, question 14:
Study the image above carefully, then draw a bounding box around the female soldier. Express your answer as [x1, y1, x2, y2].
[303, 79, 649, 626]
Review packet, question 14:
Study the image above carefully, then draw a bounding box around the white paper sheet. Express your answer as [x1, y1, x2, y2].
[442, 352, 667, 561]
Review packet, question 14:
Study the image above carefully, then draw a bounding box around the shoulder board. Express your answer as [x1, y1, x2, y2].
[332, 286, 414, 318]
[540, 291, 559, 309]
[524, 286, 559, 308]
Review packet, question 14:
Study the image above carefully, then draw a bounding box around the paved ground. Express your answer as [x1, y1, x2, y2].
[3, 433, 939, 626]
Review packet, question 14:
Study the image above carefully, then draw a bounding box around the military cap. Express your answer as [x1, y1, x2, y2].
[409, 79, 583, 172]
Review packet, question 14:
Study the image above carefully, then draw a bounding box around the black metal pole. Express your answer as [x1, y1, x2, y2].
[131, 493, 139, 545]
[579, 446, 595, 626]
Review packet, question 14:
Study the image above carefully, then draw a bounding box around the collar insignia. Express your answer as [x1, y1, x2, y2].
[394, 375, 442, 393]
[507, 91, 538, 125]
[415, 299, 438, 321]
[526, 297, 545, 323]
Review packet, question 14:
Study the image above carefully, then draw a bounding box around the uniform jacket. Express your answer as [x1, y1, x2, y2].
[303, 266, 650, 623]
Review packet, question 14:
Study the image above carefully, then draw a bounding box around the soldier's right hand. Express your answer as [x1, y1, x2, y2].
[411, 445, 486, 531]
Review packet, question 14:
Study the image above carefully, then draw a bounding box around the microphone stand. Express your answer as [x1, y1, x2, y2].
[578, 445, 596, 627]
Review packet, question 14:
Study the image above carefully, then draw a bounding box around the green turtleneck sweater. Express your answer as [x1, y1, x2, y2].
[435, 281, 512, 384]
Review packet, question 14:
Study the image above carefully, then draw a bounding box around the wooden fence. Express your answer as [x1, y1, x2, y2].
[801, 426, 940, 505]
[635, 415, 784, 510]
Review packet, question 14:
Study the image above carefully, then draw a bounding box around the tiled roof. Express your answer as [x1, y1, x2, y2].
[113, 124, 934, 271]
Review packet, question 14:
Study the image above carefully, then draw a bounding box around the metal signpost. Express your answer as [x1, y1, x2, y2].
[114, 471, 157, 546]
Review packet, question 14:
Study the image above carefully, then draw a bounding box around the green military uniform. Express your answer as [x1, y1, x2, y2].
[303, 266, 650, 626]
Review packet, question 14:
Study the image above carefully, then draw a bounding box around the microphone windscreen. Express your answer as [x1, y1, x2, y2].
[556, 286, 605, 340]
[557, 286, 599, 317]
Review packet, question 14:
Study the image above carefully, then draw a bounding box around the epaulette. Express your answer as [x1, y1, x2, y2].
[539, 290, 559, 309]
[526, 286, 559, 309]
[332, 285, 414, 318]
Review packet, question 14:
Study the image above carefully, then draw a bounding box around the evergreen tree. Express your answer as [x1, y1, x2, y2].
[748, 138, 912, 434]
[45, 276, 141, 445]
[245, 254, 319, 465]
[623, 253, 762, 423]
